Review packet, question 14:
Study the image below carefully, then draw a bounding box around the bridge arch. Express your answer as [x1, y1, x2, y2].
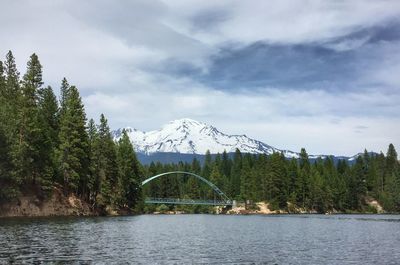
[141, 171, 231, 203]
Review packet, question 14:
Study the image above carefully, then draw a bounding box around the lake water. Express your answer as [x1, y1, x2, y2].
[1, 214, 400, 264]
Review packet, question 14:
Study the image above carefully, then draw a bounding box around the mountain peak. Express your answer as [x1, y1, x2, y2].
[168, 118, 204, 124]
[163, 118, 209, 131]
[113, 119, 361, 162]
[113, 118, 301, 157]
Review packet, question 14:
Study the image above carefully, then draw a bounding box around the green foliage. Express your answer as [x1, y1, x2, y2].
[116, 130, 142, 209]
[0, 52, 147, 212]
[156, 204, 169, 213]
[57, 86, 89, 194]
[14, 53, 53, 191]
[142, 144, 400, 214]
[0, 126, 18, 201]
[96, 114, 119, 206]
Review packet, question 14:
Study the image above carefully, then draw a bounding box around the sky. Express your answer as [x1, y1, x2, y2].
[1, 0, 399, 156]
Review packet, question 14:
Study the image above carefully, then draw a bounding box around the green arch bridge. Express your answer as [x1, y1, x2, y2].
[141, 171, 232, 206]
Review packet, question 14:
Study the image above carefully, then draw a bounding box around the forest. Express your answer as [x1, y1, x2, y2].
[143, 147, 400, 213]
[0, 51, 143, 213]
[0, 51, 399, 214]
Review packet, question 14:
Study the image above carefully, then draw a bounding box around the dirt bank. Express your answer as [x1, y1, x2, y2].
[0, 187, 95, 218]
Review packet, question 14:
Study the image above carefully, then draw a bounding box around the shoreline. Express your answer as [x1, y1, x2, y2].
[1, 207, 391, 219]
[0, 191, 387, 218]
[1, 212, 397, 220]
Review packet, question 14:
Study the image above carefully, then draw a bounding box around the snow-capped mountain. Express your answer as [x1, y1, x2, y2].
[113, 118, 323, 159]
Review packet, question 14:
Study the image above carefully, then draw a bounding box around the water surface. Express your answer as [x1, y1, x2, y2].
[1, 214, 400, 264]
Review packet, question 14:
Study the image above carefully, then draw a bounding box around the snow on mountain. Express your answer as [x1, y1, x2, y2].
[113, 118, 303, 158]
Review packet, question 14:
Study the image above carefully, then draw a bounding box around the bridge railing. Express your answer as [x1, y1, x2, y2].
[141, 171, 232, 203]
[145, 197, 232, 206]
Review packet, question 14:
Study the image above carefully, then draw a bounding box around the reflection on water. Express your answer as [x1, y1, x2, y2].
[1, 214, 400, 264]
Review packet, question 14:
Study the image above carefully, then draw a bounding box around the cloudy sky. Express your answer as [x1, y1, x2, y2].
[1, 0, 399, 156]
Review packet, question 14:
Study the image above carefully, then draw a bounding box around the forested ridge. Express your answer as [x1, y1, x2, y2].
[144, 147, 400, 213]
[0, 51, 143, 213]
[0, 51, 399, 215]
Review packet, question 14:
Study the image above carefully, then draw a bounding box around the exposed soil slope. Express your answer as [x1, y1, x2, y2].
[0, 187, 94, 217]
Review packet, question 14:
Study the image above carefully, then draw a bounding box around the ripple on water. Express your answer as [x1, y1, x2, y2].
[1, 214, 400, 264]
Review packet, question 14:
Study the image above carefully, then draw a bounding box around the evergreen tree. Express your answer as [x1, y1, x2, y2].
[296, 148, 310, 208]
[191, 157, 201, 174]
[0, 60, 7, 135]
[97, 114, 119, 206]
[59, 77, 70, 116]
[4, 51, 20, 103]
[386, 144, 398, 174]
[221, 150, 231, 177]
[209, 164, 223, 198]
[0, 60, 6, 98]
[286, 158, 298, 199]
[240, 155, 252, 201]
[381, 144, 400, 211]
[309, 167, 328, 212]
[2, 51, 21, 158]
[87, 118, 101, 204]
[268, 152, 288, 209]
[57, 86, 89, 195]
[117, 130, 142, 209]
[202, 150, 212, 179]
[348, 156, 367, 209]
[38, 86, 59, 182]
[14, 53, 52, 189]
[230, 148, 242, 198]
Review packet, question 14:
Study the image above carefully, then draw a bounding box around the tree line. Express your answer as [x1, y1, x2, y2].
[143, 147, 400, 213]
[0, 51, 142, 212]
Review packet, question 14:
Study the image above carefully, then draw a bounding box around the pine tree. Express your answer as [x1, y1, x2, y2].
[97, 114, 119, 206]
[2, 51, 21, 149]
[38, 86, 59, 145]
[0, 60, 6, 97]
[240, 155, 252, 201]
[208, 164, 221, 198]
[349, 156, 367, 209]
[363, 150, 377, 195]
[117, 129, 142, 209]
[309, 167, 328, 212]
[87, 118, 100, 204]
[268, 152, 288, 209]
[191, 157, 201, 174]
[59, 77, 69, 116]
[145, 162, 159, 198]
[37, 86, 59, 183]
[382, 144, 400, 211]
[14, 53, 51, 189]
[376, 152, 386, 194]
[286, 158, 298, 198]
[221, 150, 231, 177]
[202, 150, 212, 179]
[57, 86, 89, 195]
[4, 51, 20, 102]
[296, 148, 310, 208]
[0, 60, 7, 133]
[230, 148, 242, 198]
[386, 144, 398, 174]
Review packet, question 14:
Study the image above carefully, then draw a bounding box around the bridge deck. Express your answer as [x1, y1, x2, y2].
[145, 197, 232, 206]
